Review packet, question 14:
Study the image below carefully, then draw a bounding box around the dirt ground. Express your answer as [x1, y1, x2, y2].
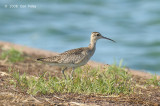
[0, 41, 160, 106]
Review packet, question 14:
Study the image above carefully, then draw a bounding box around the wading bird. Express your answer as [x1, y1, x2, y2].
[37, 32, 115, 79]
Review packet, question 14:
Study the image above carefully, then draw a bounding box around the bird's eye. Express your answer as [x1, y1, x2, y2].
[97, 34, 100, 36]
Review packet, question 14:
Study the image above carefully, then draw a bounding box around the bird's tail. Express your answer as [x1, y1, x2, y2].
[36, 56, 59, 63]
[37, 58, 45, 61]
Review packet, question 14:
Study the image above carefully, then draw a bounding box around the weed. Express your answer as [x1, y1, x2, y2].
[0, 48, 24, 63]
[147, 74, 160, 86]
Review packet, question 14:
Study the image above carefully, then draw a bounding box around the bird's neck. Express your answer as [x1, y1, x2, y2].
[89, 39, 96, 50]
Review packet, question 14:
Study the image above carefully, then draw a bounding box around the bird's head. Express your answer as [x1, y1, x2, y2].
[91, 32, 115, 42]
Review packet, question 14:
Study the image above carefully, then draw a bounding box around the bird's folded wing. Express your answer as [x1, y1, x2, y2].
[58, 47, 88, 64]
[37, 47, 88, 64]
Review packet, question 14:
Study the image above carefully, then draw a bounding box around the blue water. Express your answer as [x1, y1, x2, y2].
[0, 0, 160, 74]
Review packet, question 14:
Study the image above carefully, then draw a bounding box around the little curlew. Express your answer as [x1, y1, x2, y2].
[37, 32, 115, 79]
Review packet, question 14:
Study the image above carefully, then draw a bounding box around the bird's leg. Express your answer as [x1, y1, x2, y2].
[62, 67, 67, 79]
[70, 67, 75, 79]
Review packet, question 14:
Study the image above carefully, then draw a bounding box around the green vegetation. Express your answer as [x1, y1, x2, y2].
[147, 74, 160, 86]
[1, 48, 159, 96]
[0, 48, 24, 63]
[10, 64, 134, 95]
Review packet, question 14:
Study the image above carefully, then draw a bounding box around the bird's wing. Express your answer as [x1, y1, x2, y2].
[58, 47, 88, 64]
[37, 47, 88, 64]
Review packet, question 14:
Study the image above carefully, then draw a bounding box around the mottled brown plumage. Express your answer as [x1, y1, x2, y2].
[37, 32, 115, 79]
[38, 47, 91, 66]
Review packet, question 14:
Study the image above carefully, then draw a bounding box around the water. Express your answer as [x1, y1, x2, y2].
[0, 0, 160, 74]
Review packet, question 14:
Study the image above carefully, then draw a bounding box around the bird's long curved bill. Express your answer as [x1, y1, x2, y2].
[102, 36, 116, 42]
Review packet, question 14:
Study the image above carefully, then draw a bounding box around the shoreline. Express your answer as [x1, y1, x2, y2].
[0, 41, 159, 79]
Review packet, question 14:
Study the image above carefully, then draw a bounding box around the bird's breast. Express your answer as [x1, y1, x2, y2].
[78, 50, 95, 65]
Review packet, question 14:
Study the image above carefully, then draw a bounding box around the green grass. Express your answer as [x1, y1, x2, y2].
[147, 74, 160, 86]
[0, 48, 24, 63]
[10, 64, 135, 95]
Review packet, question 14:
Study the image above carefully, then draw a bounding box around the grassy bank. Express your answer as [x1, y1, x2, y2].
[0, 47, 160, 105]
[10, 64, 134, 95]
